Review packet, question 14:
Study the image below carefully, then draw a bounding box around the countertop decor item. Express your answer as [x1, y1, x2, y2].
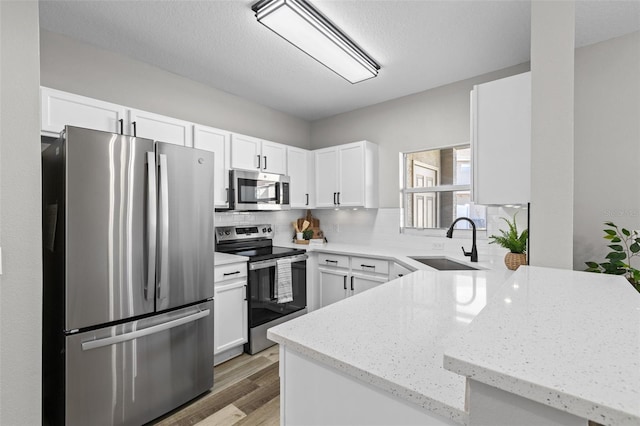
[585, 222, 639, 292]
[488, 213, 528, 270]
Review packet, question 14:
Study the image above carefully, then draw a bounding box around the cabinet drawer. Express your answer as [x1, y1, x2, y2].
[351, 256, 390, 275]
[317, 253, 349, 269]
[215, 262, 248, 283]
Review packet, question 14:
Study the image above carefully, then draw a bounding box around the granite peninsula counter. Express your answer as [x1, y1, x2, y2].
[268, 265, 639, 426]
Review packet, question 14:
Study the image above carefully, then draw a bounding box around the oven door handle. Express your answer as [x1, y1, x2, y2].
[249, 254, 308, 270]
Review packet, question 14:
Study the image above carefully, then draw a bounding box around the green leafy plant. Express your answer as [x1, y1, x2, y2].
[302, 229, 314, 240]
[585, 222, 639, 292]
[488, 213, 528, 254]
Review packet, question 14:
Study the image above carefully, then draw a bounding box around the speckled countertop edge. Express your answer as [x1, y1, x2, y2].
[268, 331, 470, 425]
[443, 267, 640, 426]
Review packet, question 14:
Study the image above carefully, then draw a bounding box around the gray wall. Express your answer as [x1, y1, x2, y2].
[574, 31, 640, 270]
[309, 63, 530, 207]
[0, 1, 43, 424]
[40, 30, 311, 148]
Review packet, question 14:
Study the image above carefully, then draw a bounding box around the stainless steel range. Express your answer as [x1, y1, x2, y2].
[215, 224, 307, 354]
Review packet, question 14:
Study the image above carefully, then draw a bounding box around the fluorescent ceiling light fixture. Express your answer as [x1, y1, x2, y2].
[252, 0, 380, 84]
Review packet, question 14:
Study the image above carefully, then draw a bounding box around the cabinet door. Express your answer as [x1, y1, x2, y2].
[391, 263, 414, 280]
[128, 109, 192, 146]
[472, 72, 531, 205]
[214, 280, 248, 354]
[319, 268, 347, 308]
[41, 87, 126, 136]
[230, 133, 261, 171]
[338, 142, 365, 207]
[261, 140, 287, 175]
[315, 148, 339, 208]
[351, 274, 387, 296]
[194, 125, 231, 208]
[287, 146, 311, 208]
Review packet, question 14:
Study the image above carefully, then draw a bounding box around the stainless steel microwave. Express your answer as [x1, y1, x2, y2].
[229, 170, 290, 211]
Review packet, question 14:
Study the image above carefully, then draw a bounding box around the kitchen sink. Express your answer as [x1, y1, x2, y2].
[408, 257, 479, 271]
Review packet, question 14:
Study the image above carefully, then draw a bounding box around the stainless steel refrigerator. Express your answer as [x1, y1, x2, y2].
[42, 126, 215, 425]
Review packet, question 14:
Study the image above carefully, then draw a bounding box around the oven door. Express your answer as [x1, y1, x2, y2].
[231, 170, 290, 211]
[247, 254, 307, 328]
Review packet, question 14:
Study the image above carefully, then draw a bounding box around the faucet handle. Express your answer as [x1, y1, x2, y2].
[461, 246, 471, 257]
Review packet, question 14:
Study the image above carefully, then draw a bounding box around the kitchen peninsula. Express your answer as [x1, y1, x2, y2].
[268, 266, 639, 426]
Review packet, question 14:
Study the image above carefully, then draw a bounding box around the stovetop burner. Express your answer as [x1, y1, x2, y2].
[215, 224, 305, 262]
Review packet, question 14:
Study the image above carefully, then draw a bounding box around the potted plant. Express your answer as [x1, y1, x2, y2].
[488, 213, 528, 271]
[585, 222, 639, 292]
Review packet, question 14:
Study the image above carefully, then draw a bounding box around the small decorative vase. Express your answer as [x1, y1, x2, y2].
[505, 252, 527, 271]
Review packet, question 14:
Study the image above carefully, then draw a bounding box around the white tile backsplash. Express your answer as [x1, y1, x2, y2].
[215, 206, 529, 260]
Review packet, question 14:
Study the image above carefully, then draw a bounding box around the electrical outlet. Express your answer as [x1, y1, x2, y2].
[332, 224, 340, 233]
[432, 242, 445, 250]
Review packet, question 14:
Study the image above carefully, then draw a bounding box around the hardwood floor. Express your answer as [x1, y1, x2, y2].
[151, 345, 280, 426]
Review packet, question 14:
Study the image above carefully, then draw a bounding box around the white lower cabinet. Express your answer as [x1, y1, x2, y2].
[214, 262, 248, 358]
[351, 274, 388, 296]
[319, 267, 349, 307]
[319, 254, 391, 308]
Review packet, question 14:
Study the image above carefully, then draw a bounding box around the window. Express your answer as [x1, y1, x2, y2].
[401, 145, 486, 230]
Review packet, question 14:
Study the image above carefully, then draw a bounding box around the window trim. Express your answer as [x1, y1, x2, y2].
[399, 144, 486, 233]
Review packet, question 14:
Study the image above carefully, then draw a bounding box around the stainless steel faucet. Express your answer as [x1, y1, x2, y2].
[446, 217, 478, 262]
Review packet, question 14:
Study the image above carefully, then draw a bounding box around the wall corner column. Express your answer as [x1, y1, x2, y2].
[529, 0, 575, 268]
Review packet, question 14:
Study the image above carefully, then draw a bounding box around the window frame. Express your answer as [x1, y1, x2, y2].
[399, 144, 486, 236]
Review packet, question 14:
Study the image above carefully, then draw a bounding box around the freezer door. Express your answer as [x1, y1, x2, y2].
[65, 126, 156, 331]
[155, 142, 215, 311]
[65, 302, 213, 426]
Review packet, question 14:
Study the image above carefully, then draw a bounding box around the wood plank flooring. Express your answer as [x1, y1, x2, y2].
[151, 345, 280, 426]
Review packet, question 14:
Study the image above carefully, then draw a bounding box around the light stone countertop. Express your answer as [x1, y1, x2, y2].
[272, 240, 507, 272]
[268, 268, 513, 425]
[214, 251, 248, 266]
[444, 266, 640, 426]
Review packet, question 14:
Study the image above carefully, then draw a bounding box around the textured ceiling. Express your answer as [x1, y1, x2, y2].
[39, 0, 640, 121]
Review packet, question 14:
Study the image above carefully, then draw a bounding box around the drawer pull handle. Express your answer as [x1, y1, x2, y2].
[223, 271, 241, 276]
[361, 264, 375, 269]
[325, 259, 338, 264]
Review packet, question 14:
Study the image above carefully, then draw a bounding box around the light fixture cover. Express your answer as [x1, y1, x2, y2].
[252, 0, 380, 84]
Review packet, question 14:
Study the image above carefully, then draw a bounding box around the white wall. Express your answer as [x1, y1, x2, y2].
[574, 31, 640, 270]
[310, 64, 530, 208]
[529, 0, 575, 269]
[40, 30, 311, 148]
[0, 1, 43, 424]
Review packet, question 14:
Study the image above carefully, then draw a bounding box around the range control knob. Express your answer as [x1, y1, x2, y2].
[217, 230, 223, 236]
[224, 230, 231, 236]
[262, 227, 267, 233]
[267, 227, 272, 233]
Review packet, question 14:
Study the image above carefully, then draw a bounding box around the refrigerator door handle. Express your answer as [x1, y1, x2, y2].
[81, 309, 210, 351]
[158, 153, 170, 301]
[145, 152, 157, 301]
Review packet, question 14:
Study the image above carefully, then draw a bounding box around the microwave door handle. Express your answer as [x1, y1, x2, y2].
[157, 153, 170, 301]
[145, 152, 157, 300]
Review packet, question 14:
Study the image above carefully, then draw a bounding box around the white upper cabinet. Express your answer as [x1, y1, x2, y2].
[314, 148, 339, 208]
[128, 109, 192, 147]
[41, 87, 126, 136]
[287, 146, 314, 208]
[231, 134, 287, 175]
[471, 72, 531, 205]
[193, 125, 231, 208]
[314, 141, 378, 209]
[261, 140, 287, 175]
[230, 133, 261, 170]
